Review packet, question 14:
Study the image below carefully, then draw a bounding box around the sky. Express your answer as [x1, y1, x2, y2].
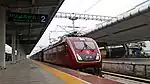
[6, 0, 149, 55]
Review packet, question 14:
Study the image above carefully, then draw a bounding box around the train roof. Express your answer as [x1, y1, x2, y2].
[67, 37, 94, 41]
[43, 36, 97, 52]
[43, 37, 95, 51]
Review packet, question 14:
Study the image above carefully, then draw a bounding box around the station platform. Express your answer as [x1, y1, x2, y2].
[0, 59, 120, 84]
[0, 59, 65, 84]
[102, 58, 150, 79]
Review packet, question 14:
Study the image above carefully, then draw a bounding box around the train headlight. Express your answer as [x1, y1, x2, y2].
[76, 54, 82, 60]
[96, 53, 100, 60]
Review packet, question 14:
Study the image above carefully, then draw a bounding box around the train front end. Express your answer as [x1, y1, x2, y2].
[68, 37, 102, 69]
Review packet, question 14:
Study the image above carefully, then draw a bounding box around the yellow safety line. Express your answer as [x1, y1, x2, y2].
[32, 60, 89, 84]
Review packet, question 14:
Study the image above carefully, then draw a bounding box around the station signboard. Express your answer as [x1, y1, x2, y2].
[7, 12, 48, 23]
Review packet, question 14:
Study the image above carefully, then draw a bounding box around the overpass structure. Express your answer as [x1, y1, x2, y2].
[84, 0, 150, 46]
[0, 0, 64, 69]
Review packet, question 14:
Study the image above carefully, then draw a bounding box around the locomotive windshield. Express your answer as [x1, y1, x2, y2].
[74, 41, 96, 50]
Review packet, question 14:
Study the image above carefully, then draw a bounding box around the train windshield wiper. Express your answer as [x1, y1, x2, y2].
[81, 41, 94, 52]
[80, 42, 87, 52]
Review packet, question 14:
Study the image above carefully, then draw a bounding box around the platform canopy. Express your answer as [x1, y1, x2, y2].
[2, 0, 64, 54]
[84, 2, 150, 46]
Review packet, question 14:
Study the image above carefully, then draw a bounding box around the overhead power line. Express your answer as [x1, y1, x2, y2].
[84, 0, 103, 13]
[54, 12, 116, 36]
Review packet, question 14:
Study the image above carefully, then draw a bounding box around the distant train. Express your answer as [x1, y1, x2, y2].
[99, 45, 143, 58]
[99, 46, 126, 58]
[31, 36, 102, 75]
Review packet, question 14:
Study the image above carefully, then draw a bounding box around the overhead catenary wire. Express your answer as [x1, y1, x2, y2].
[81, 0, 103, 34]
[83, 0, 103, 13]
[54, 0, 114, 37]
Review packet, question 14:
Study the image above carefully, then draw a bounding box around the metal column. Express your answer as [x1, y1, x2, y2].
[12, 33, 16, 63]
[19, 46, 25, 60]
[17, 39, 20, 62]
[123, 44, 129, 58]
[0, 7, 6, 69]
[108, 46, 111, 58]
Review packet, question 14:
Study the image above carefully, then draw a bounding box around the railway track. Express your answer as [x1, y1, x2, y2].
[79, 68, 150, 84]
[102, 71, 150, 83]
[102, 71, 150, 84]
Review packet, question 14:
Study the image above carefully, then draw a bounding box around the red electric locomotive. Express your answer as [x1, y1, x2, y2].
[31, 36, 102, 75]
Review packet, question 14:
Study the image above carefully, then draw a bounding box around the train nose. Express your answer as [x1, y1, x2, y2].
[86, 50, 90, 54]
[85, 56, 93, 59]
[76, 54, 97, 61]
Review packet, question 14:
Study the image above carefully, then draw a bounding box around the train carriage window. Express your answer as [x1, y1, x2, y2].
[49, 49, 52, 54]
[61, 45, 65, 51]
[57, 45, 63, 52]
[46, 49, 49, 53]
[47, 49, 49, 54]
[53, 47, 57, 53]
[45, 54, 47, 59]
[58, 46, 62, 52]
[50, 49, 52, 53]
[51, 48, 53, 53]
[45, 51, 47, 54]
[60, 45, 63, 51]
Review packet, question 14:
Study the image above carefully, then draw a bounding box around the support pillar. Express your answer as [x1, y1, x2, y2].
[19, 51, 22, 61]
[17, 51, 20, 62]
[18, 45, 26, 60]
[104, 46, 111, 58]
[0, 7, 6, 69]
[123, 44, 129, 58]
[12, 33, 16, 63]
[17, 38, 20, 62]
[108, 46, 111, 58]
[19, 47, 24, 60]
[23, 51, 26, 60]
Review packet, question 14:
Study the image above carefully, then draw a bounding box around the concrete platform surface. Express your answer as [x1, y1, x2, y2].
[0, 59, 65, 84]
[43, 62, 120, 84]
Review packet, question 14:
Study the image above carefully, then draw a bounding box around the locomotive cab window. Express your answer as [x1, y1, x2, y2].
[74, 41, 96, 50]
